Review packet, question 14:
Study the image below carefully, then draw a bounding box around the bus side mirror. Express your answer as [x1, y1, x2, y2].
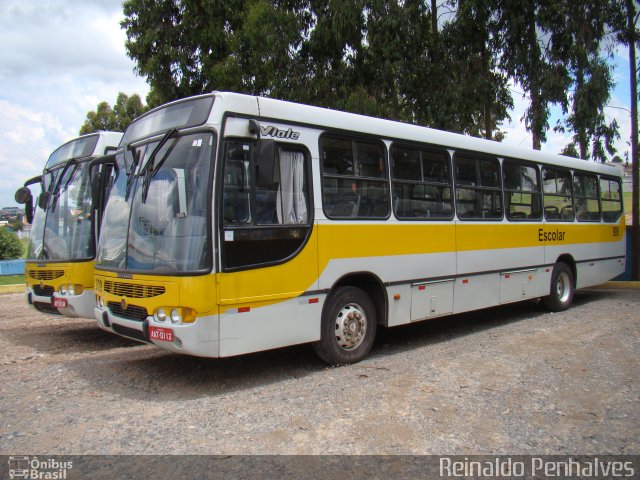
[15, 187, 34, 223]
[255, 139, 277, 187]
[15, 187, 32, 205]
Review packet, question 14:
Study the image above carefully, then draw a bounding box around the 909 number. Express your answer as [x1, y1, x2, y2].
[612, 226, 621, 238]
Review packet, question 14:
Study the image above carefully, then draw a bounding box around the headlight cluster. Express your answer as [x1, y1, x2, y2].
[58, 284, 84, 296]
[153, 307, 196, 324]
[96, 295, 105, 308]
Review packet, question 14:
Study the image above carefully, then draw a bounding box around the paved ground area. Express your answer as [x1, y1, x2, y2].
[0, 286, 638, 455]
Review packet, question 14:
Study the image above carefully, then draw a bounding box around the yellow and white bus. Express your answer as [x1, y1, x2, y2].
[16, 132, 122, 318]
[93, 92, 625, 364]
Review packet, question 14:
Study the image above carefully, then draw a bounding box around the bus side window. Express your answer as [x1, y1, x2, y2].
[454, 153, 502, 220]
[503, 161, 541, 221]
[221, 141, 312, 271]
[321, 135, 389, 219]
[391, 144, 452, 220]
[600, 177, 623, 222]
[574, 173, 600, 222]
[543, 167, 574, 221]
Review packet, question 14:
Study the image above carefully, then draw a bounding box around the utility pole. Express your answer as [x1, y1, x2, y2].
[627, 0, 639, 280]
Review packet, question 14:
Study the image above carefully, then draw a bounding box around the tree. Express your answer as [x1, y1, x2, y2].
[551, 0, 620, 162]
[120, 0, 514, 138]
[492, 0, 570, 150]
[80, 93, 147, 134]
[437, 0, 513, 139]
[561, 142, 580, 158]
[0, 227, 23, 260]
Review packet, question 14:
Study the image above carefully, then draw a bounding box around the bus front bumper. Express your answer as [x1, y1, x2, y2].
[51, 290, 95, 319]
[95, 306, 219, 357]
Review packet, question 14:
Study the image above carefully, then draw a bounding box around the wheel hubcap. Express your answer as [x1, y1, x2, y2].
[556, 271, 571, 303]
[335, 303, 367, 351]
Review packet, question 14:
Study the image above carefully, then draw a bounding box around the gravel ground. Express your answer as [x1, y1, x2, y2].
[0, 286, 638, 455]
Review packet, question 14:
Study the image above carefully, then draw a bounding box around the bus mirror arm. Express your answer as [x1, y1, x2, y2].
[37, 192, 50, 210]
[89, 154, 117, 208]
[255, 139, 277, 187]
[248, 119, 261, 139]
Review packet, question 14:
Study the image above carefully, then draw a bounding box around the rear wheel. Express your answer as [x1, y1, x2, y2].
[542, 262, 574, 312]
[313, 286, 377, 365]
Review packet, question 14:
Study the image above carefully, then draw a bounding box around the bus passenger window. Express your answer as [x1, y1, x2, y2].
[454, 153, 502, 220]
[391, 145, 452, 220]
[600, 177, 623, 222]
[543, 168, 573, 221]
[574, 173, 600, 221]
[321, 136, 389, 219]
[503, 161, 541, 221]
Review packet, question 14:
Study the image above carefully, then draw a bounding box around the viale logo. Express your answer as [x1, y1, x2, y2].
[260, 126, 300, 140]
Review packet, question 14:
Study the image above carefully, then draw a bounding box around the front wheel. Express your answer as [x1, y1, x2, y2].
[312, 286, 377, 365]
[542, 262, 574, 312]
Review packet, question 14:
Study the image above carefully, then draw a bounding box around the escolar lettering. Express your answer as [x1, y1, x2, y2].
[538, 228, 566, 242]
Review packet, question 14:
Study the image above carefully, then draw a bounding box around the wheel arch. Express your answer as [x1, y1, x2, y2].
[555, 254, 577, 287]
[329, 272, 388, 327]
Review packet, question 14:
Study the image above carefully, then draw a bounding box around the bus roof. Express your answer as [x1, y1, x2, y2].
[45, 131, 123, 170]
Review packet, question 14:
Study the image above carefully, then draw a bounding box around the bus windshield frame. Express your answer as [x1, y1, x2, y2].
[96, 130, 216, 275]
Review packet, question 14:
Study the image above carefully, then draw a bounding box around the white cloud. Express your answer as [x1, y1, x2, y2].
[0, 0, 149, 207]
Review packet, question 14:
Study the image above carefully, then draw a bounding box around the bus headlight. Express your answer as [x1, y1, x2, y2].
[153, 307, 196, 324]
[155, 308, 167, 322]
[68, 284, 75, 296]
[60, 285, 67, 296]
[97, 296, 104, 308]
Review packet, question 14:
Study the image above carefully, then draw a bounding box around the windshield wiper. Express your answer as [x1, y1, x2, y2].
[49, 159, 77, 212]
[125, 147, 141, 201]
[140, 128, 178, 204]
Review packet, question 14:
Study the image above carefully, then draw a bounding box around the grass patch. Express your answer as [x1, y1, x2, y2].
[19, 237, 30, 258]
[0, 274, 25, 286]
[623, 191, 636, 215]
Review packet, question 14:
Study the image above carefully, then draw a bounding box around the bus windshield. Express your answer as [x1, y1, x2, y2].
[96, 132, 214, 273]
[28, 161, 94, 260]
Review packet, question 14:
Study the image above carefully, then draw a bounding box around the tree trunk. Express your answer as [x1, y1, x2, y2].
[431, 0, 437, 35]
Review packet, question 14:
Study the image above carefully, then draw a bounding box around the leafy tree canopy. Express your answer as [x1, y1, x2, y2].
[80, 92, 148, 135]
[0, 227, 23, 260]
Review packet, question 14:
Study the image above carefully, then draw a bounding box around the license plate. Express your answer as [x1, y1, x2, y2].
[149, 326, 174, 342]
[53, 297, 67, 308]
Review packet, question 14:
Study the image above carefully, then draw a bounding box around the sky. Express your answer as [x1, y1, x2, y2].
[0, 0, 634, 209]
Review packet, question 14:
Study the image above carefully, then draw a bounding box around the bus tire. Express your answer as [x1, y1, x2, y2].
[313, 286, 377, 365]
[542, 262, 574, 312]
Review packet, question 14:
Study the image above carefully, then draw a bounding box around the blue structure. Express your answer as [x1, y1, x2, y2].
[614, 227, 633, 281]
[0, 259, 25, 276]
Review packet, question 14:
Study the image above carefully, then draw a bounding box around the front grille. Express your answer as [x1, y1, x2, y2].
[112, 323, 149, 343]
[34, 302, 61, 315]
[33, 285, 54, 297]
[107, 301, 149, 322]
[29, 269, 64, 281]
[104, 281, 165, 299]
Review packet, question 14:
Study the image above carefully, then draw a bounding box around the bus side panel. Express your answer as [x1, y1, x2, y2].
[217, 228, 320, 356]
[455, 223, 545, 313]
[542, 221, 626, 289]
[218, 298, 324, 357]
[316, 223, 456, 327]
